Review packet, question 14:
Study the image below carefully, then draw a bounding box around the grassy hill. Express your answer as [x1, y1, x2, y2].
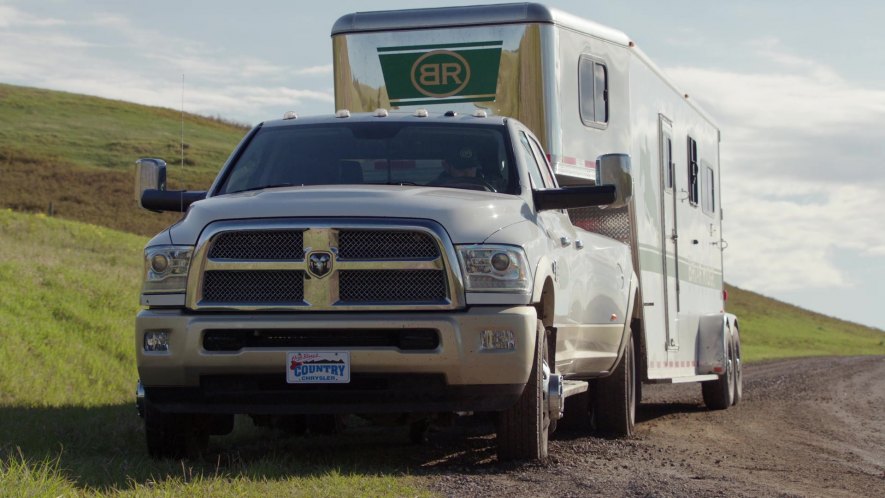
[0, 83, 247, 236]
[725, 284, 884, 360]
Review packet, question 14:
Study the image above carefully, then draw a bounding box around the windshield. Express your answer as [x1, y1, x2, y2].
[216, 122, 518, 195]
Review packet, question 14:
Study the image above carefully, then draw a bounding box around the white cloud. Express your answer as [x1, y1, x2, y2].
[297, 64, 333, 76]
[0, 5, 65, 28]
[665, 40, 885, 293]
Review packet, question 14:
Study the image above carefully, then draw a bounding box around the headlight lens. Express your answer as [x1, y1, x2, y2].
[457, 245, 531, 293]
[142, 245, 193, 294]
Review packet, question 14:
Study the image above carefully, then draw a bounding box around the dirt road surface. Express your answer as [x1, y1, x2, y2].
[413, 356, 884, 497]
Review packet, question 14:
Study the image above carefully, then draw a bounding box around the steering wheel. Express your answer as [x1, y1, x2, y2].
[445, 177, 497, 192]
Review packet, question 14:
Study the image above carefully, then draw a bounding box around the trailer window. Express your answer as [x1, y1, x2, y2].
[579, 56, 608, 127]
[687, 136, 699, 206]
[702, 164, 715, 215]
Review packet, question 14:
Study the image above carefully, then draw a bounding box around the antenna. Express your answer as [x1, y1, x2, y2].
[180, 74, 185, 212]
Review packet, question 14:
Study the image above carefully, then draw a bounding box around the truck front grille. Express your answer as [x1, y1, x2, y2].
[191, 221, 459, 310]
[208, 230, 304, 260]
[203, 270, 305, 303]
[202, 328, 440, 351]
[339, 270, 446, 302]
[338, 230, 439, 259]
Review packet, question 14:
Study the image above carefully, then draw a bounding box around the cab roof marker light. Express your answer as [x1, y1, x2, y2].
[414, 109, 429, 118]
[335, 109, 351, 118]
[472, 110, 488, 118]
[374, 108, 389, 117]
[282, 111, 298, 120]
[444, 110, 457, 117]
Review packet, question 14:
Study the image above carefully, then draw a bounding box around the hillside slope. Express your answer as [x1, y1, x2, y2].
[0, 83, 247, 236]
[726, 284, 884, 360]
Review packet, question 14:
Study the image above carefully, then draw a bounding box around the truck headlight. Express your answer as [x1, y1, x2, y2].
[142, 245, 193, 294]
[457, 245, 531, 293]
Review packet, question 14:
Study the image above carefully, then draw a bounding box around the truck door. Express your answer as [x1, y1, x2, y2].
[659, 115, 679, 350]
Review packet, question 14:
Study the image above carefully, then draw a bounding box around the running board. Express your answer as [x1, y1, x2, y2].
[650, 374, 720, 384]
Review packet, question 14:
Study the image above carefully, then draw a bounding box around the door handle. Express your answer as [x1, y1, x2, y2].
[575, 239, 584, 249]
[560, 236, 571, 247]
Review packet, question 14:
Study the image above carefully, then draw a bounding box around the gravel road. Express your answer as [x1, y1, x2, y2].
[413, 356, 884, 497]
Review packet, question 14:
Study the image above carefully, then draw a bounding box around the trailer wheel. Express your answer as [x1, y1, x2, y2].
[732, 334, 743, 406]
[702, 339, 735, 410]
[592, 332, 636, 437]
[496, 320, 549, 461]
[144, 395, 209, 459]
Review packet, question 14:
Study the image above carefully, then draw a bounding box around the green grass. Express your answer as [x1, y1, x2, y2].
[0, 83, 247, 236]
[0, 210, 431, 497]
[725, 284, 885, 362]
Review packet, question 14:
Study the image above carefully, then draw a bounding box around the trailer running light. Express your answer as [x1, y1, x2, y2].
[480, 329, 516, 351]
[144, 331, 169, 352]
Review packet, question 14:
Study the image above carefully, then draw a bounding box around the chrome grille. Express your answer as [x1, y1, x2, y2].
[338, 230, 439, 259]
[190, 221, 460, 311]
[208, 230, 304, 260]
[339, 270, 447, 302]
[203, 270, 304, 303]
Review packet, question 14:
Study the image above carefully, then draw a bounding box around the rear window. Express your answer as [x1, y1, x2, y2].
[217, 122, 518, 195]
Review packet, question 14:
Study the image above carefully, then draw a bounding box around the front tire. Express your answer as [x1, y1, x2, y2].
[592, 332, 636, 437]
[144, 395, 209, 459]
[496, 320, 549, 462]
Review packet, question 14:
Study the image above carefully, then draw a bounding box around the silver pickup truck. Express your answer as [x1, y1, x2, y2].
[134, 110, 636, 461]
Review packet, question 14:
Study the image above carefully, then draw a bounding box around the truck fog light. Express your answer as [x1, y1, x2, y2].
[144, 331, 169, 352]
[480, 329, 515, 351]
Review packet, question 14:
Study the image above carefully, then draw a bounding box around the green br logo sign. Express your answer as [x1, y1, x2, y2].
[411, 50, 471, 98]
[378, 41, 502, 106]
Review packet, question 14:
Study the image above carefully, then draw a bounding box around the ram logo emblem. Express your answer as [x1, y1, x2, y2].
[308, 252, 332, 278]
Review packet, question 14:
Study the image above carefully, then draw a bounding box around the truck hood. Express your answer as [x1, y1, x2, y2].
[167, 185, 532, 245]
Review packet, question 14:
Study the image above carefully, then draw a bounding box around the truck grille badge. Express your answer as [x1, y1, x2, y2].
[308, 252, 333, 278]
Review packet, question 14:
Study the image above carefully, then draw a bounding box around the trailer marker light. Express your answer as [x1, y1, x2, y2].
[480, 330, 515, 351]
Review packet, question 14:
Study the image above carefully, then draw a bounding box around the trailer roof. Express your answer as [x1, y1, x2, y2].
[331, 2, 630, 46]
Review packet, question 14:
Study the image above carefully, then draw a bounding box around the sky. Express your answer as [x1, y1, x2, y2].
[2, 0, 884, 330]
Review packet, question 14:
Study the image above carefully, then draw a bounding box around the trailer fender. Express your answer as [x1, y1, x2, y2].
[696, 313, 736, 375]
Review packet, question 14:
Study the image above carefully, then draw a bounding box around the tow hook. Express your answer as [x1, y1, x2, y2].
[548, 373, 564, 420]
[135, 380, 145, 418]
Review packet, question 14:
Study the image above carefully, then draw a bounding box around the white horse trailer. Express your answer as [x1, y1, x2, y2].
[332, 3, 741, 409]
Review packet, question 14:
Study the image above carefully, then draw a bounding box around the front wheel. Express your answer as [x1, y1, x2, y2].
[496, 320, 549, 461]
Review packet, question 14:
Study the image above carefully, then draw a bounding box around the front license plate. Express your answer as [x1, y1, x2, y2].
[286, 351, 350, 384]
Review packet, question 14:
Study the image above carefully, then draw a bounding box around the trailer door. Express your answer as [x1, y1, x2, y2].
[659, 115, 679, 349]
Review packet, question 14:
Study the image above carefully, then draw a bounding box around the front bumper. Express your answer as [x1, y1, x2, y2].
[136, 306, 537, 414]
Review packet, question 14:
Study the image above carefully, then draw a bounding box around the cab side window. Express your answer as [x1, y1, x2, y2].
[528, 137, 557, 188]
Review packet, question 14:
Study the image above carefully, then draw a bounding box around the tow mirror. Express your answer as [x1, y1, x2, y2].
[135, 157, 206, 212]
[596, 154, 632, 209]
[135, 158, 167, 205]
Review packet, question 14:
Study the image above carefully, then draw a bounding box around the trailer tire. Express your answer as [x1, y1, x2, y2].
[592, 332, 636, 438]
[496, 320, 549, 462]
[702, 339, 735, 410]
[732, 335, 743, 406]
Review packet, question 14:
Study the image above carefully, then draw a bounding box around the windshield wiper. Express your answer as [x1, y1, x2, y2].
[229, 183, 298, 194]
